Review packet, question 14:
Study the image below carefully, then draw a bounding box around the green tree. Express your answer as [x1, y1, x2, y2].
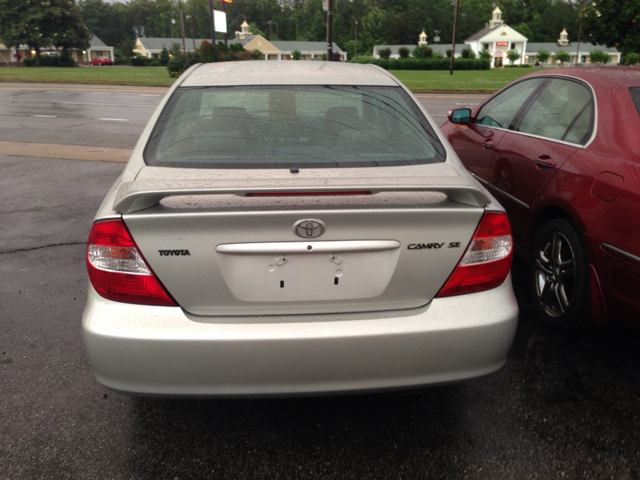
[536, 49, 550, 63]
[292, 49, 302, 60]
[625, 52, 640, 65]
[555, 50, 571, 66]
[506, 49, 521, 65]
[583, 0, 640, 56]
[589, 49, 611, 65]
[160, 46, 170, 65]
[0, 0, 89, 65]
[511, 23, 533, 41]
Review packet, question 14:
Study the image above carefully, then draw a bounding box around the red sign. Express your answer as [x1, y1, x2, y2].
[496, 41, 509, 46]
[222, 0, 232, 3]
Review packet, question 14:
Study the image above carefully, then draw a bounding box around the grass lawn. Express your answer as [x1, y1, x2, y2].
[390, 68, 539, 93]
[0, 66, 175, 87]
[0, 65, 539, 92]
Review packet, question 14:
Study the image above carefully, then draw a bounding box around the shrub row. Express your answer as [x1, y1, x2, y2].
[23, 51, 76, 67]
[352, 57, 490, 71]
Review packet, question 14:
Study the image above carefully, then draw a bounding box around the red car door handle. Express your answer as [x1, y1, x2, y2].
[534, 155, 557, 169]
[482, 140, 495, 149]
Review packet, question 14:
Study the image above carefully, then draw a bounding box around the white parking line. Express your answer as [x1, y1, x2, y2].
[33, 115, 57, 118]
[140, 94, 161, 97]
[99, 118, 129, 122]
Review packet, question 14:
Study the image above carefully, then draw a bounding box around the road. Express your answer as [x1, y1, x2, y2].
[2, 84, 640, 479]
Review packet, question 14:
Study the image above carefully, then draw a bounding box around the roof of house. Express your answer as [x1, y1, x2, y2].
[239, 36, 344, 53]
[525, 42, 619, 54]
[465, 25, 502, 43]
[138, 37, 211, 51]
[270, 40, 344, 54]
[90, 35, 108, 48]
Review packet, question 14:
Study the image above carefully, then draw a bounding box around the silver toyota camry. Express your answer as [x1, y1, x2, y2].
[82, 61, 518, 397]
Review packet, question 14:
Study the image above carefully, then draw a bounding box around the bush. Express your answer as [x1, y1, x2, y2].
[250, 49, 263, 60]
[131, 55, 151, 66]
[160, 47, 170, 66]
[114, 58, 128, 65]
[445, 49, 452, 58]
[460, 48, 476, 59]
[23, 57, 36, 67]
[200, 40, 216, 63]
[229, 42, 244, 52]
[148, 60, 160, 66]
[479, 49, 491, 60]
[412, 46, 432, 59]
[167, 52, 200, 77]
[292, 50, 301, 60]
[378, 48, 391, 59]
[432, 51, 444, 60]
[625, 52, 640, 65]
[398, 47, 410, 59]
[321, 53, 327, 61]
[39, 55, 60, 67]
[353, 57, 489, 71]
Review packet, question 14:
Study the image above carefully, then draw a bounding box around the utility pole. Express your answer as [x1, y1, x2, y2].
[170, 16, 175, 38]
[575, 18, 583, 67]
[450, 0, 459, 75]
[222, 0, 228, 45]
[178, 0, 186, 55]
[209, 0, 216, 46]
[354, 18, 358, 60]
[327, 0, 334, 61]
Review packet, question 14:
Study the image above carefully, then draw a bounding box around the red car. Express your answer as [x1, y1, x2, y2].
[441, 67, 640, 331]
[91, 56, 113, 66]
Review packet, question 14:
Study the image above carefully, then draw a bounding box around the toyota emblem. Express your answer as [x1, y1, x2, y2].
[294, 219, 325, 238]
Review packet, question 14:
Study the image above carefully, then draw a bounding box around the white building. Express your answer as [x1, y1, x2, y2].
[464, 7, 528, 67]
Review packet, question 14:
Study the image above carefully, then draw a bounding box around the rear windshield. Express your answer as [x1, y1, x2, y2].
[144, 85, 445, 168]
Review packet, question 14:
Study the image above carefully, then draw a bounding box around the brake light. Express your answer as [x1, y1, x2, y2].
[436, 212, 513, 297]
[86, 219, 177, 306]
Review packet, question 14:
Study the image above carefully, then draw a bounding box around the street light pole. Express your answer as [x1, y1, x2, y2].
[178, 0, 186, 56]
[354, 18, 358, 60]
[450, 0, 460, 75]
[187, 15, 196, 51]
[327, 0, 334, 61]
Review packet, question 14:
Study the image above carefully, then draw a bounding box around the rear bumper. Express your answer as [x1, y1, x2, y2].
[82, 277, 518, 397]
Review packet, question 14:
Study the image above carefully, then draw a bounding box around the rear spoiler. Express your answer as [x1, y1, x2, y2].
[113, 177, 491, 214]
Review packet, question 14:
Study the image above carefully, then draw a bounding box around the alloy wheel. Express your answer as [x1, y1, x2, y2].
[534, 231, 576, 318]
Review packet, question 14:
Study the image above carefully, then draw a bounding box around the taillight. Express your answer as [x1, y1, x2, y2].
[86, 219, 177, 306]
[436, 212, 513, 297]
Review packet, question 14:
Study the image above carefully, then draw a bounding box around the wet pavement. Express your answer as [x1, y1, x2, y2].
[1, 85, 640, 479]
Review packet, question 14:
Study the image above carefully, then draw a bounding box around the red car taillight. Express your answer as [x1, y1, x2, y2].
[86, 219, 177, 306]
[436, 212, 513, 297]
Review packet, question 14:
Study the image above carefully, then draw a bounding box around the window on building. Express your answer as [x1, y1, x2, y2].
[483, 43, 489, 50]
[581, 55, 587, 63]
[152, 53, 159, 59]
[511, 43, 516, 50]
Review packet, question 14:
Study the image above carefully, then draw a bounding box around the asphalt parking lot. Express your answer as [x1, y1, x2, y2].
[2, 84, 640, 479]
